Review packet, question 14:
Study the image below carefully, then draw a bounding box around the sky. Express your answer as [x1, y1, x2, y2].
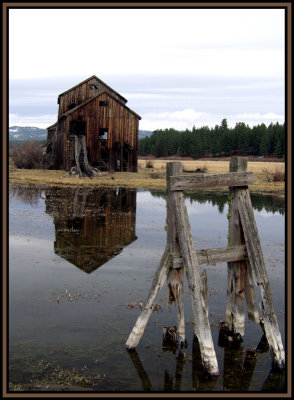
[8, 7, 285, 130]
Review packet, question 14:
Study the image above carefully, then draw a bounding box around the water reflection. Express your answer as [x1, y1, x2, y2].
[44, 187, 137, 273]
[127, 336, 285, 392]
[150, 191, 285, 215]
[9, 183, 284, 216]
[9, 184, 45, 206]
[8, 183, 285, 392]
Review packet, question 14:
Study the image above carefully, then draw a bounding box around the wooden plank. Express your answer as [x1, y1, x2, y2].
[170, 171, 254, 191]
[126, 246, 171, 350]
[174, 191, 219, 375]
[237, 187, 285, 369]
[170, 245, 247, 267]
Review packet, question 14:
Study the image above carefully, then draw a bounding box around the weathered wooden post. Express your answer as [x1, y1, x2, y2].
[166, 162, 185, 345]
[225, 157, 248, 337]
[167, 162, 219, 375]
[237, 185, 285, 369]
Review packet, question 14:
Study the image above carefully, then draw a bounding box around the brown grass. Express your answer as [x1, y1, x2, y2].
[9, 159, 285, 198]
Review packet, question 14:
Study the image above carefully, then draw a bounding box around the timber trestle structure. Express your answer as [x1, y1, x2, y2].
[126, 157, 285, 375]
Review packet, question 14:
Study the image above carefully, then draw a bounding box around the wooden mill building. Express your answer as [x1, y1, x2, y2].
[46, 75, 141, 172]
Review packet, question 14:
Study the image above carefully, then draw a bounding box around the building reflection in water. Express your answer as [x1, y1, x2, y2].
[45, 186, 137, 273]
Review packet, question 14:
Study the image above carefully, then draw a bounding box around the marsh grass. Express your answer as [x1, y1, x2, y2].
[9, 360, 105, 391]
[9, 159, 285, 197]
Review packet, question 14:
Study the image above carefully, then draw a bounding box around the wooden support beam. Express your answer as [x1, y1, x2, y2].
[126, 246, 171, 350]
[170, 245, 247, 267]
[237, 187, 285, 369]
[174, 191, 219, 375]
[170, 171, 254, 191]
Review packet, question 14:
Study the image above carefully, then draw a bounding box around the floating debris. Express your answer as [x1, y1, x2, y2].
[127, 303, 137, 309]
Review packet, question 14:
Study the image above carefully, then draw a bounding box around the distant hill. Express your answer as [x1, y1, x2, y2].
[139, 130, 153, 138]
[9, 126, 152, 141]
[9, 126, 47, 141]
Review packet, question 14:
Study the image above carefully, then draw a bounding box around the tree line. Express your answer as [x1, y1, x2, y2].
[138, 119, 285, 159]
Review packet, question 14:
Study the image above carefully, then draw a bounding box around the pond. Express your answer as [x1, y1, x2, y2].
[8, 184, 286, 393]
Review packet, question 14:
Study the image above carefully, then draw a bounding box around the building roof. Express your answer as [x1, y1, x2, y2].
[57, 75, 128, 104]
[59, 89, 141, 120]
[46, 122, 57, 130]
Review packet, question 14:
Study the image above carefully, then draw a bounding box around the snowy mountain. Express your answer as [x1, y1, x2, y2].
[9, 126, 47, 141]
[9, 126, 152, 141]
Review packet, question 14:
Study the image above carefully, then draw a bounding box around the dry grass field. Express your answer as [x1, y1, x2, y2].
[9, 158, 285, 198]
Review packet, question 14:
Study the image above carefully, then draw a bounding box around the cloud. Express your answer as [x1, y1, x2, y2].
[139, 109, 284, 131]
[9, 113, 57, 129]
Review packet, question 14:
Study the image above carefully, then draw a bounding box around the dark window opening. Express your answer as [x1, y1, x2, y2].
[70, 119, 86, 136]
[68, 103, 76, 111]
[90, 84, 99, 90]
[99, 128, 108, 140]
[99, 100, 109, 107]
[66, 217, 83, 233]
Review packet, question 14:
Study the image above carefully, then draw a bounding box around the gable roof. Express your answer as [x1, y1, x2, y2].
[57, 75, 128, 104]
[59, 89, 141, 120]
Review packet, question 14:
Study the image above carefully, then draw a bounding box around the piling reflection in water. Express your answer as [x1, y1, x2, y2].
[45, 187, 137, 273]
[127, 335, 285, 392]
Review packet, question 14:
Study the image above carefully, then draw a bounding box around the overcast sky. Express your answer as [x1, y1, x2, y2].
[9, 7, 285, 130]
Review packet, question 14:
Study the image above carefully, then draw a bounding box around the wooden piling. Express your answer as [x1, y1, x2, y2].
[237, 187, 285, 369]
[174, 191, 219, 375]
[225, 157, 247, 336]
[166, 162, 185, 345]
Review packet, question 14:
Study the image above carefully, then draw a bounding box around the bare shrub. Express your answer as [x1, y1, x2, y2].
[272, 168, 285, 182]
[145, 159, 155, 169]
[261, 167, 285, 182]
[9, 141, 50, 169]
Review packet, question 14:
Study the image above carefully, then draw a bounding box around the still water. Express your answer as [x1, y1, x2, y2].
[8, 184, 286, 392]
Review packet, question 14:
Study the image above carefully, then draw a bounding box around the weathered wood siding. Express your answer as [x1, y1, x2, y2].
[60, 93, 139, 171]
[58, 77, 126, 116]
